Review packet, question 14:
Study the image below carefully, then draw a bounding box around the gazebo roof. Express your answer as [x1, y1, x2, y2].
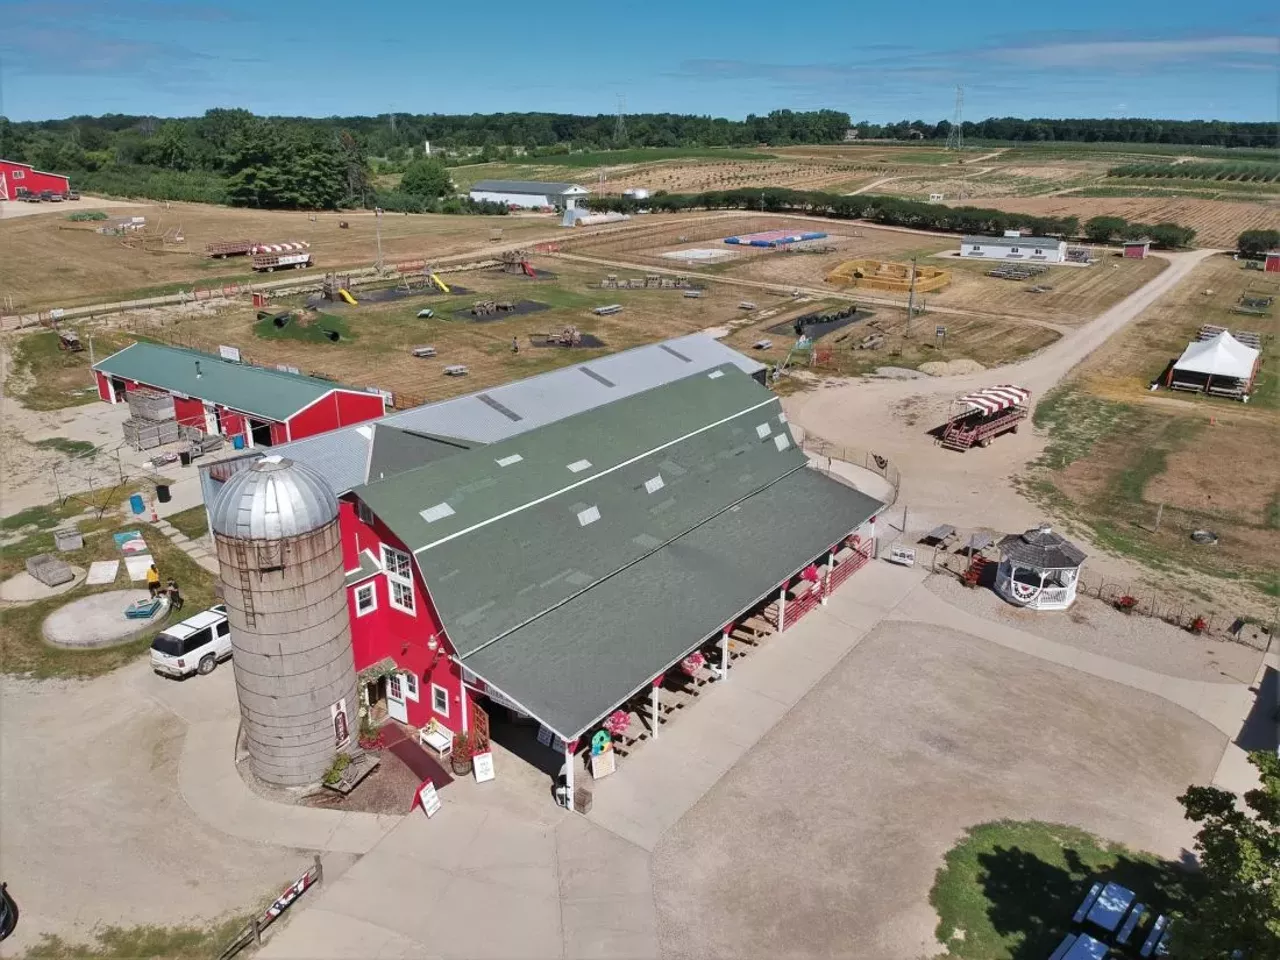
[998, 525, 1086, 569]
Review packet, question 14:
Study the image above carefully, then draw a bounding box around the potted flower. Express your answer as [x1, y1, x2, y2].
[1115, 595, 1138, 614]
[1189, 615, 1208, 635]
[450, 730, 474, 776]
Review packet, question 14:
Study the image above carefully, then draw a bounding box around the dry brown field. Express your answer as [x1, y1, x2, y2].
[0, 202, 575, 311]
[595, 159, 876, 195]
[979, 196, 1280, 248]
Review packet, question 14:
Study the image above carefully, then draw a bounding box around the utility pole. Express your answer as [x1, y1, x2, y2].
[945, 85, 964, 151]
[905, 256, 918, 336]
[613, 95, 627, 144]
[374, 206, 384, 271]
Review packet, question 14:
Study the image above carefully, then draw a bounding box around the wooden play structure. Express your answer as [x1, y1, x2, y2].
[826, 258, 951, 294]
[530, 327, 584, 347]
[500, 250, 538, 277]
[939, 384, 1031, 451]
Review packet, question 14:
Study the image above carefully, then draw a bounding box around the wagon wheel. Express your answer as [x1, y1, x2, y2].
[979, 437, 992, 448]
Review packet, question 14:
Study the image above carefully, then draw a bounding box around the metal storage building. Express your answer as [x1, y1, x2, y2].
[468, 179, 589, 210]
[960, 235, 1067, 263]
[93, 342, 386, 448]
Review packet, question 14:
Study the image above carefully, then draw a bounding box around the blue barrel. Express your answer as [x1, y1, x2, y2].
[232, 434, 245, 450]
[129, 493, 145, 514]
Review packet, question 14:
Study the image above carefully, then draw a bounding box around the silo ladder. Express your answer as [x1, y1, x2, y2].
[234, 541, 258, 628]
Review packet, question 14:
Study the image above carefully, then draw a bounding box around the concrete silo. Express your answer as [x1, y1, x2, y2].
[210, 455, 358, 787]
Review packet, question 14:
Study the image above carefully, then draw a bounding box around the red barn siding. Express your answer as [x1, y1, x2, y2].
[341, 495, 461, 732]
[1266, 253, 1280, 273]
[218, 408, 248, 442]
[172, 396, 206, 431]
[285, 390, 384, 442]
[1, 160, 70, 200]
[95, 372, 113, 403]
[270, 422, 290, 445]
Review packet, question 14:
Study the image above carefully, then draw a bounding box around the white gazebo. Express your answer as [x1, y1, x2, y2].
[995, 524, 1086, 611]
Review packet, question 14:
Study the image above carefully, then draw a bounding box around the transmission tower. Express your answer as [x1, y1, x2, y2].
[945, 85, 964, 151]
[614, 95, 627, 144]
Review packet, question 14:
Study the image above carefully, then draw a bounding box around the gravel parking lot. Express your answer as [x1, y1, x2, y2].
[652, 620, 1225, 960]
[0, 662, 324, 953]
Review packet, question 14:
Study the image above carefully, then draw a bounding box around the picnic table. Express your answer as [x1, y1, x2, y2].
[1049, 932, 1108, 960]
[1085, 882, 1136, 933]
[921, 524, 957, 546]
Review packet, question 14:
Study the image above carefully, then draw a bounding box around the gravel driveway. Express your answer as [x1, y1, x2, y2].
[652, 620, 1224, 960]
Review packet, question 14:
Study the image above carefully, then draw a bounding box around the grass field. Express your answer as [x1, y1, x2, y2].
[930, 820, 1198, 960]
[6, 328, 135, 410]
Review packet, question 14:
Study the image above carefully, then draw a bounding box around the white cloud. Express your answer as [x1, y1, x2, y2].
[989, 35, 1277, 67]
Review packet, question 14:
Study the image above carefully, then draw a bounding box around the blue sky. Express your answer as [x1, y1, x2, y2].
[0, 0, 1275, 122]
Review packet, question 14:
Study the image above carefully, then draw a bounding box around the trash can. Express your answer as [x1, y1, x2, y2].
[232, 435, 245, 450]
[179, 450, 192, 467]
[129, 493, 145, 515]
[156, 484, 171, 504]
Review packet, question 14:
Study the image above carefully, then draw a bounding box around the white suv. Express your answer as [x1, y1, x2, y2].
[150, 605, 232, 678]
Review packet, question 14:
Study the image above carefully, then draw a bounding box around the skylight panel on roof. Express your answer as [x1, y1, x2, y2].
[577, 505, 601, 527]
[579, 366, 616, 387]
[707, 370, 725, 379]
[774, 434, 790, 451]
[660, 344, 693, 363]
[476, 393, 523, 422]
[495, 454, 524, 467]
[419, 502, 456, 523]
[755, 423, 771, 439]
[778, 412, 788, 423]
[567, 459, 592, 473]
[644, 475, 665, 495]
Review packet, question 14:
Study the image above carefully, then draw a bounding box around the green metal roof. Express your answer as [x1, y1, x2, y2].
[465, 468, 882, 739]
[353, 364, 788, 656]
[94, 342, 340, 422]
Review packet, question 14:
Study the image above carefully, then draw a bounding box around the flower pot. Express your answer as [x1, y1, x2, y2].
[451, 753, 473, 776]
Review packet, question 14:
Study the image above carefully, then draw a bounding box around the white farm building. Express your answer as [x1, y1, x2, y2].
[960, 234, 1067, 263]
[468, 179, 589, 211]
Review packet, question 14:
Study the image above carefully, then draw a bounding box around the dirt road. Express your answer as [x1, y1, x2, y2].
[785, 248, 1216, 563]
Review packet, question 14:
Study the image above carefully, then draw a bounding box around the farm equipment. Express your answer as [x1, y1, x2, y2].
[56, 329, 83, 352]
[939, 384, 1031, 451]
[205, 239, 256, 258]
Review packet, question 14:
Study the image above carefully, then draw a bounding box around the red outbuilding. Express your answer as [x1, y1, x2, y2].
[1265, 251, 1280, 273]
[0, 159, 71, 200]
[1122, 238, 1151, 259]
[93, 342, 385, 448]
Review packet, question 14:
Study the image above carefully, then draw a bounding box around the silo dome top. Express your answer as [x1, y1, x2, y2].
[210, 455, 338, 540]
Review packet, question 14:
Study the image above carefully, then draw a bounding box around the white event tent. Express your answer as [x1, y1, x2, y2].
[1166, 331, 1259, 400]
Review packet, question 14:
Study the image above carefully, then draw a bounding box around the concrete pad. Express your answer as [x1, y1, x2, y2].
[41, 589, 162, 648]
[0, 566, 86, 601]
[260, 908, 429, 960]
[561, 896, 659, 960]
[85, 559, 120, 585]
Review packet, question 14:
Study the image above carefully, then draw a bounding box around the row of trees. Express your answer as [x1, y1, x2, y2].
[585, 189, 1198, 248]
[1238, 230, 1280, 257]
[852, 117, 1275, 147]
[1109, 161, 1280, 183]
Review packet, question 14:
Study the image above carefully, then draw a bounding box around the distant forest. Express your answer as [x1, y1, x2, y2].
[0, 109, 1271, 211]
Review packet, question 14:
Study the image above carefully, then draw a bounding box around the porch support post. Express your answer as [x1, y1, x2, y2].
[823, 543, 837, 605]
[778, 582, 788, 633]
[720, 626, 731, 680]
[651, 680, 661, 738]
[869, 515, 877, 558]
[563, 739, 575, 811]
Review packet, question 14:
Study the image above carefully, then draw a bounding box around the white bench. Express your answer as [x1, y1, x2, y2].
[418, 721, 452, 759]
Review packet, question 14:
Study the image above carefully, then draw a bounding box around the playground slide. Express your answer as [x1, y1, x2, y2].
[429, 273, 450, 294]
[338, 288, 357, 305]
[520, 260, 536, 278]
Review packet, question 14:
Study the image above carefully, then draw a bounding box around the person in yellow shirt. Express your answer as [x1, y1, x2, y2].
[146, 563, 161, 598]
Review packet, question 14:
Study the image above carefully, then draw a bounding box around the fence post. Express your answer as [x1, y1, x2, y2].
[314, 854, 323, 884]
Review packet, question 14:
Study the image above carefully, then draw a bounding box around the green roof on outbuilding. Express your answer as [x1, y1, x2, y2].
[94, 341, 341, 422]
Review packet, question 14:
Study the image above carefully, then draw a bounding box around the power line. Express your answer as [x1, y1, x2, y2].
[614, 95, 627, 144]
[945, 85, 964, 152]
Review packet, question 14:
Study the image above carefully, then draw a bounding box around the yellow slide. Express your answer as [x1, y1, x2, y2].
[429, 273, 450, 294]
[338, 288, 357, 305]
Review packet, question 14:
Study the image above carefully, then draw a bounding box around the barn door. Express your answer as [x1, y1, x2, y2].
[471, 701, 490, 752]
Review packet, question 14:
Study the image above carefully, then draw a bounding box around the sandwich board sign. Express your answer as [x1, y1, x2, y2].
[473, 751, 495, 783]
[416, 779, 441, 818]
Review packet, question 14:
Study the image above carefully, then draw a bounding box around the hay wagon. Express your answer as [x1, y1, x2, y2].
[940, 384, 1030, 451]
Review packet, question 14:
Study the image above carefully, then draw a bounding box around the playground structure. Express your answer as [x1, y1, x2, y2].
[826, 259, 951, 294]
[600, 274, 694, 290]
[471, 299, 516, 317]
[939, 384, 1031, 451]
[530, 326, 584, 347]
[500, 250, 538, 278]
[321, 273, 354, 302]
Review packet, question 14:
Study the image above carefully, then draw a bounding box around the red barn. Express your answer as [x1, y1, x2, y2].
[0, 159, 71, 200]
[93, 342, 385, 448]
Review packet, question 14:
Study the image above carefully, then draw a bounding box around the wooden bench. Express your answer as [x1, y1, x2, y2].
[443, 364, 469, 376]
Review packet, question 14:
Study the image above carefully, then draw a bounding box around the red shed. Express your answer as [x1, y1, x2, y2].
[1122, 238, 1151, 259]
[0, 159, 71, 200]
[1266, 251, 1280, 273]
[92, 342, 384, 447]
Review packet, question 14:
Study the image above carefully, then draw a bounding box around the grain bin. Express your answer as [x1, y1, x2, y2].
[210, 455, 358, 787]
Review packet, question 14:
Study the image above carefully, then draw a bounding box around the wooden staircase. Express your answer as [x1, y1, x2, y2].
[940, 424, 976, 451]
[962, 556, 990, 588]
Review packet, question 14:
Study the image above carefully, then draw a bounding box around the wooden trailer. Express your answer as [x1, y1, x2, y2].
[940, 384, 1031, 451]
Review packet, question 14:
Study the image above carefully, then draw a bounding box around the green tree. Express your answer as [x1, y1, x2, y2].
[1145, 221, 1197, 249]
[399, 157, 453, 198]
[1084, 215, 1129, 243]
[1175, 751, 1280, 959]
[1238, 229, 1280, 258]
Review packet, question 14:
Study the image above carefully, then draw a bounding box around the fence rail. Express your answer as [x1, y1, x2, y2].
[792, 426, 901, 509]
[218, 855, 323, 960]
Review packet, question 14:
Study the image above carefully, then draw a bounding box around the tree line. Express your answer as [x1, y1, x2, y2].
[853, 117, 1274, 148]
[585, 189, 1198, 248]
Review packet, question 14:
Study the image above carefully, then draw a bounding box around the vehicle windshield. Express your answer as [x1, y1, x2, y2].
[151, 634, 182, 656]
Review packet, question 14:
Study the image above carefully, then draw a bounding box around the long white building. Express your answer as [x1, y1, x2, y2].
[960, 234, 1067, 263]
[468, 179, 589, 211]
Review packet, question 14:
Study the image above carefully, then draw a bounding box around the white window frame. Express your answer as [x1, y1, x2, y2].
[389, 577, 415, 615]
[403, 671, 420, 702]
[11, 169, 23, 180]
[381, 544, 412, 580]
[354, 582, 377, 617]
[431, 683, 450, 717]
